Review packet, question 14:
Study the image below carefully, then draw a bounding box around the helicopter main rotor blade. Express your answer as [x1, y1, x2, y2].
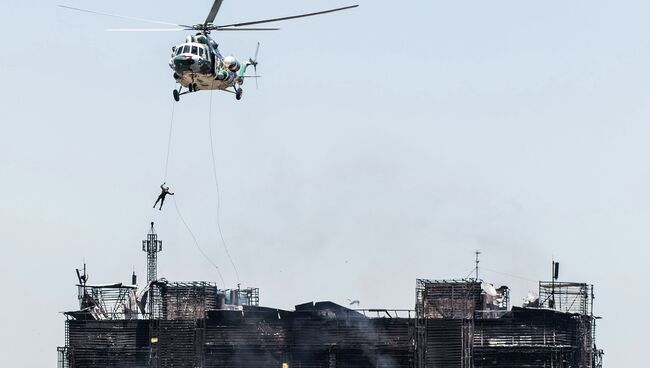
[216, 27, 279, 31]
[204, 0, 224, 26]
[215, 4, 359, 29]
[57, 4, 192, 28]
[106, 28, 189, 32]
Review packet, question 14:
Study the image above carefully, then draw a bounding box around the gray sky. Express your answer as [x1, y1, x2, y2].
[0, 0, 646, 365]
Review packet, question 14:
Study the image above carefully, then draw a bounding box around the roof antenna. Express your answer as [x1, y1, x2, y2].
[475, 249, 481, 281]
[143, 222, 163, 285]
[550, 258, 560, 309]
[75, 262, 88, 286]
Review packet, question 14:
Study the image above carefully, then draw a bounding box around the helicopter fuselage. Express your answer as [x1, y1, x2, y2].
[169, 34, 249, 94]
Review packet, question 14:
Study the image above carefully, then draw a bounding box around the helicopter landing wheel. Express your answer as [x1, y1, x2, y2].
[173, 89, 180, 102]
[235, 88, 243, 100]
[193, 83, 198, 92]
[188, 83, 194, 93]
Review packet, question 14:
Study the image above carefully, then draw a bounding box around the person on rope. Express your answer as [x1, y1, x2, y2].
[153, 182, 174, 210]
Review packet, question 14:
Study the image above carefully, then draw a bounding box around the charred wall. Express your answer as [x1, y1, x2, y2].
[63, 305, 415, 368]
[65, 320, 150, 368]
[158, 282, 220, 320]
[417, 280, 482, 320]
[423, 319, 473, 368]
[60, 280, 600, 368]
[290, 308, 414, 368]
[473, 308, 591, 367]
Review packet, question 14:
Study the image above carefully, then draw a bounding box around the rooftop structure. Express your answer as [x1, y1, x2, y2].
[58, 226, 603, 367]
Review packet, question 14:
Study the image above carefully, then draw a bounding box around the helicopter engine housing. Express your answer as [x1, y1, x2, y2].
[223, 56, 241, 72]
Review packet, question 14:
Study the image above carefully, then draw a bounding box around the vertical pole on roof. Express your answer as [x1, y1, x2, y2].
[143, 222, 163, 316]
[551, 258, 556, 310]
[474, 250, 481, 281]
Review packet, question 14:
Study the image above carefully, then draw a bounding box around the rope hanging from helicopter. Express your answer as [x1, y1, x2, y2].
[173, 196, 226, 287]
[161, 90, 241, 287]
[207, 90, 241, 286]
[162, 95, 227, 286]
[163, 100, 175, 182]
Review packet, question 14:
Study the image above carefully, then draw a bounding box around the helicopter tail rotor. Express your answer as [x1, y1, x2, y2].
[249, 42, 261, 89]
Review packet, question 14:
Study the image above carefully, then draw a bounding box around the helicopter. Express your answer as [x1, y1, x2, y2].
[58, 1, 359, 101]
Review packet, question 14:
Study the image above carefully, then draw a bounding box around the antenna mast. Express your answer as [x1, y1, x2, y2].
[143, 222, 163, 284]
[550, 259, 560, 309]
[143, 222, 163, 316]
[475, 249, 481, 281]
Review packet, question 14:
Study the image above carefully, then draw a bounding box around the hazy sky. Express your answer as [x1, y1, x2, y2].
[1, 0, 647, 365]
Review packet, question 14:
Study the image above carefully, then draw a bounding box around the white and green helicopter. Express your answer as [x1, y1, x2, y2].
[59, 1, 358, 101]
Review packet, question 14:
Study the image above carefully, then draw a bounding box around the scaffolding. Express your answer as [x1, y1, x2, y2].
[223, 287, 260, 306]
[539, 281, 593, 316]
[157, 281, 220, 320]
[416, 279, 482, 319]
[412, 278, 601, 368]
[415, 279, 480, 368]
[57, 346, 70, 368]
[72, 283, 139, 320]
[473, 307, 590, 367]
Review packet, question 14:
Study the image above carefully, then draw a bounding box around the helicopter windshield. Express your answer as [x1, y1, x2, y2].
[175, 44, 208, 58]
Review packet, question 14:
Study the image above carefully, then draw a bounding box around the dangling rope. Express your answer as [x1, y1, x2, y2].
[207, 90, 241, 285]
[163, 100, 176, 182]
[159, 90, 240, 287]
[173, 196, 226, 286]
[162, 95, 225, 286]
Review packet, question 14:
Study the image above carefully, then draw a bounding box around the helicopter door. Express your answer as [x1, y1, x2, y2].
[208, 49, 216, 73]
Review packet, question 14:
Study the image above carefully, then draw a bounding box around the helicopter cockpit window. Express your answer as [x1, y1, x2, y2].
[175, 47, 182, 56]
[198, 48, 204, 57]
[182, 45, 190, 54]
[191, 46, 198, 55]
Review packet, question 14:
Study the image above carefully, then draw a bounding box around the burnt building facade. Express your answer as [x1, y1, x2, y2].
[415, 279, 602, 367]
[58, 226, 603, 367]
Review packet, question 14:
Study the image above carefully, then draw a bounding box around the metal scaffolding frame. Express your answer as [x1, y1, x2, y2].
[157, 281, 220, 320]
[416, 279, 482, 320]
[539, 281, 594, 316]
